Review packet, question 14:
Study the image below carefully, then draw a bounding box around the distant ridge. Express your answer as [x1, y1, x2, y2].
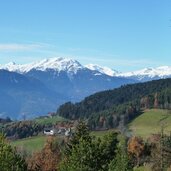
[1, 57, 171, 81]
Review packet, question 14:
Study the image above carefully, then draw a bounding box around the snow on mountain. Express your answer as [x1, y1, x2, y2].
[85, 64, 120, 76]
[0, 57, 84, 74]
[1, 57, 171, 80]
[0, 62, 18, 72]
[85, 64, 171, 80]
[119, 66, 171, 80]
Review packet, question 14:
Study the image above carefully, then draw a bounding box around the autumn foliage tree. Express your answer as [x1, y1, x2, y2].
[128, 136, 145, 166]
[28, 136, 61, 171]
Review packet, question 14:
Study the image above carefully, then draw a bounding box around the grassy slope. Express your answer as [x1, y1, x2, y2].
[11, 135, 47, 154]
[129, 109, 171, 138]
[35, 115, 67, 125]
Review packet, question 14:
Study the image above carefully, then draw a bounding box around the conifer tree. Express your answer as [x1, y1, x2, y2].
[0, 134, 27, 171]
[59, 122, 119, 171]
[109, 136, 133, 171]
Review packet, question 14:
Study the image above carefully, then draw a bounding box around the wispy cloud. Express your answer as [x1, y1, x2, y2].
[0, 43, 44, 51]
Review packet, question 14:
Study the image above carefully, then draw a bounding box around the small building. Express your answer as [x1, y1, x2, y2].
[65, 128, 71, 137]
[44, 128, 56, 135]
[44, 126, 73, 137]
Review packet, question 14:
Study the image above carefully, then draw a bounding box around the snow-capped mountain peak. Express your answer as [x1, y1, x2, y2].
[0, 62, 18, 72]
[85, 64, 119, 76]
[24, 57, 84, 73]
[0, 57, 84, 74]
[119, 66, 171, 80]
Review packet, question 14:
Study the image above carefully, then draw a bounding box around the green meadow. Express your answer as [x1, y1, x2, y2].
[35, 115, 67, 125]
[11, 135, 47, 154]
[129, 109, 171, 138]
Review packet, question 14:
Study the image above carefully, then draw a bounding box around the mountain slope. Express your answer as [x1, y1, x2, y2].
[85, 64, 120, 76]
[129, 109, 171, 138]
[0, 70, 66, 119]
[25, 67, 135, 101]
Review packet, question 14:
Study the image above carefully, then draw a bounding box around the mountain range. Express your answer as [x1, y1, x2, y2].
[1, 57, 171, 119]
[86, 64, 171, 81]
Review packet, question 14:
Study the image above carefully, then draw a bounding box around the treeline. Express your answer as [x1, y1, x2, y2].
[87, 103, 140, 130]
[0, 120, 56, 140]
[0, 118, 73, 140]
[1, 121, 171, 170]
[57, 78, 171, 129]
[2, 121, 43, 139]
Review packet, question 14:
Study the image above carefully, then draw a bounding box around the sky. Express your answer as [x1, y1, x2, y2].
[0, 0, 170, 72]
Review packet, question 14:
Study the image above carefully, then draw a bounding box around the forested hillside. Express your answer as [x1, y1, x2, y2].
[57, 78, 171, 129]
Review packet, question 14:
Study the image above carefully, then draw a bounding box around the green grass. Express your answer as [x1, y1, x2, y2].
[91, 129, 116, 137]
[11, 135, 47, 154]
[35, 115, 67, 125]
[129, 109, 171, 138]
[133, 166, 152, 171]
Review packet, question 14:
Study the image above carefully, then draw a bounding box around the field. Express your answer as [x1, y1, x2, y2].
[11, 135, 47, 154]
[35, 115, 67, 125]
[129, 109, 171, 138]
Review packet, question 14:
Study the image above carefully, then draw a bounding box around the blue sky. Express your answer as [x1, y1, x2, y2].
[0, 0, 170, 72]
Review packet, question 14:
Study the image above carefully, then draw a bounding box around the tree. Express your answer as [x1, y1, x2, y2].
[150, 127, 171, 171]
[0, 134, 27, 171]
[154, 93, 159, 108]
[99, 132, 119, 170]
[59, 121, 119, 171]
[28, 136, 61, 171]
[128, 136, 145, 166]
[109, 136, 133, 171]
[64, 121, 92, 156]
[60, 138, 102, 171]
